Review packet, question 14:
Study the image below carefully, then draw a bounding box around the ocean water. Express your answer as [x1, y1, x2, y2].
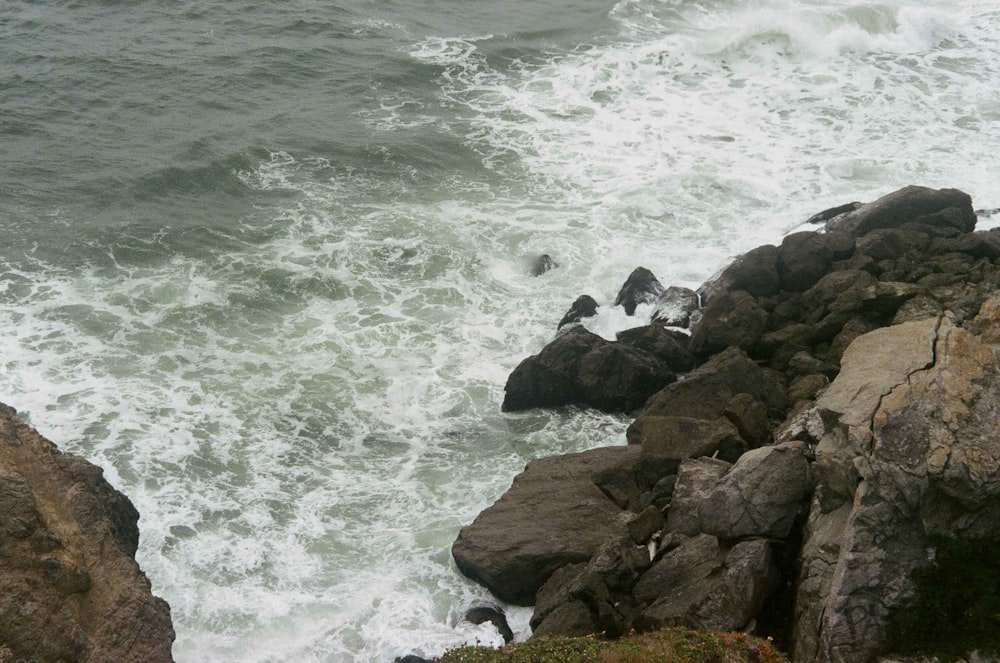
[2, 1, 1000, 661]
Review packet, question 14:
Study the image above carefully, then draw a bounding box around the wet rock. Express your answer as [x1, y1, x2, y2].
[778, 231, 835, 292]
[615, 267, 665, 316]
[616, 325, 694, 373]
[452, 446, 633, 605]
[805, 201, 863, 226]
[0, 403, 175, 663]
[827, 185, 976, 237]
[465, 606, 514, 643]
[557, 294, 598, 329]
[689, 290, 769, 357]
[530, 253, 559, 276]
[502, 326, 675, 413]
[651, 286, 699, 327]
[699, 244, 780, 304]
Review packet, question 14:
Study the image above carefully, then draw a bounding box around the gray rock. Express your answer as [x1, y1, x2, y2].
[452, 446, 633, 605]
[827, 185, 975, 237]
[652, 286, 699, 328]
[665, 458, 731, 537]
[700, 441, 813, 540]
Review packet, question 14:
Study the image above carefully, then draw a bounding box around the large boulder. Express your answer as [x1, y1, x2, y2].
[632, 534, 778, 633]
[0, 404, 175, 663]
[689, 290, 769, 357]
[452, 446, 635, 605]
[502, 326, 675, 413]
[827, 185, 976, 237]
[792, 314, 1000, 663]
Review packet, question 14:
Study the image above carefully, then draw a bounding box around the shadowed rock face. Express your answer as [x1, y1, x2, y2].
[0, 403, 175, 663]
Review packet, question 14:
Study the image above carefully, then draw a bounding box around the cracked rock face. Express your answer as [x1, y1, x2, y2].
[0, 403, 175, 663]
[792, 314, 1000, 663]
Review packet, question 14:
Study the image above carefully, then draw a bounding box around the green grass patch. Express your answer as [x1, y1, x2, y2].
[435, 627, 787, 663]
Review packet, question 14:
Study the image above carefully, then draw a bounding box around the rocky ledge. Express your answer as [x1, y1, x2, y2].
[452, 185, 1000, 662]
[0, 403, 175, 662]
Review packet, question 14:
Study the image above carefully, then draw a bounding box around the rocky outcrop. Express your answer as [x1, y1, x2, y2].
[456, 185, 1000, 663]
[502, 326, 675, 413]
[0, 403, 174, 663]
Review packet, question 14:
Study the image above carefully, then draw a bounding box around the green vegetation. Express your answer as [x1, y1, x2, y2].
[436, 627, 787, 663]
[886, 536, 1000, 661]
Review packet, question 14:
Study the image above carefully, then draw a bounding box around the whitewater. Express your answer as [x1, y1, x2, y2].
[2, 0, 999, 661]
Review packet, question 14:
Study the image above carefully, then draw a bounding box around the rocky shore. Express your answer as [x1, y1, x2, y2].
[0, 403, 175, 662]
[451, 186, 1000, 662]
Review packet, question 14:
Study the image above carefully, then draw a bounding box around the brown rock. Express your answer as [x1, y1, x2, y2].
[0, 403, 174, 663]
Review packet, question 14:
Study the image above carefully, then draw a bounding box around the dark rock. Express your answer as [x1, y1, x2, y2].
[788, 373, 829, 404]
[632, 416, 745, 481]
[531, 600, 597, 638]
[530, 253, 559, 276]
[827, 185, 976, 237]
[700, 245, 780, 303]
[651, 286, 699, 327]
[633, 535, 777, 633]
[615, 267, 665, 316]
[502, 326, 675, 413]
[627, 505, 665, 545]
[689, 290, 769, 357]
[855, 228, 929, 263]
[0, 404, 175, 663]
[452, 446, 633, 605]
[805, 201, 863, 225]
[616, 325, 694, 373]
[591, 445, 644, 511]
[777, 231, 835, 292]
[557, 294, 598, 329]
[395, 656, 432, 663]
[722, 393, 772, 449]
[636, 347, 786, 423]
[465, 606, 514, 643]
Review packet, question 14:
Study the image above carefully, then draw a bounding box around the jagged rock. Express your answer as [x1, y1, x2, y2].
[557, 294, 598, 329]
[700, 441, 813, 540]
[690, 290, 769, 356]
[452, 446, 633, 605]
[723, 392, 773, 449]
[635, 347, 786, 423]
[464, 606, 514, 643]
[615, 267, 665, 316]
[633, 534, 778, 633]
[0, 404, 175, 663]
[616, 325, 694, 373]
[530, 535, 651, 638]
[502, 326, 675, 413]
[793, 314, 1000, 663]
[665, 458, 732, 537]
[530, 253, 559, 276]
[651, 286, 699, 327]
[396, 656, 432, 663]
[827, 185, 976, 237]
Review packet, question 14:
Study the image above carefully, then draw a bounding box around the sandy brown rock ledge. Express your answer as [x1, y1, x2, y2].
[0, 403, 175, 662]
[453, 185, 1000, 663]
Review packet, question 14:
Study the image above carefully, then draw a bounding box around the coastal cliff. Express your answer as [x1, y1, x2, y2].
[0, 404, 175, 662]
[452, 185, 1000, 662]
